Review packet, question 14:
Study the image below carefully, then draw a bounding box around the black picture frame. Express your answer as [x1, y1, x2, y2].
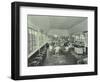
[11, 1, 98, 80]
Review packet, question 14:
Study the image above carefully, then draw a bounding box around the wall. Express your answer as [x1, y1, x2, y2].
[48, 29, 69, 36]
[0, 0, 99, 82]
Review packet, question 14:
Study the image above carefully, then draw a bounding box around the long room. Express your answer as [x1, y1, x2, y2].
[27, 15, 88, 66]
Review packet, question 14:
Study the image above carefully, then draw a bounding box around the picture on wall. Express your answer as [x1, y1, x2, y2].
[11, 2, 98, 80]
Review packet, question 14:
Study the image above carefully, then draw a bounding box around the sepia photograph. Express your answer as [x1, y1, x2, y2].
[27, 15, 88, 67]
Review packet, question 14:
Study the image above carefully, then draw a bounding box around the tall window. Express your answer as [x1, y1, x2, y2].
[28, 27, 38, 55]
[28, 27, 48, 55]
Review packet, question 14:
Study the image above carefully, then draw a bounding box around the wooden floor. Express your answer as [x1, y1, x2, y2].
[43, 50, 77, 66]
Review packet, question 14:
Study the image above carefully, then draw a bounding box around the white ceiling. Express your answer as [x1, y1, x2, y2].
[48, 16, 87, 30]
[27, 15, 87, 36]
[28, 15, 87, 30]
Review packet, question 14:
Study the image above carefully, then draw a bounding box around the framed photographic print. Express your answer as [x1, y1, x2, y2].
[11, 1, 98, 80]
